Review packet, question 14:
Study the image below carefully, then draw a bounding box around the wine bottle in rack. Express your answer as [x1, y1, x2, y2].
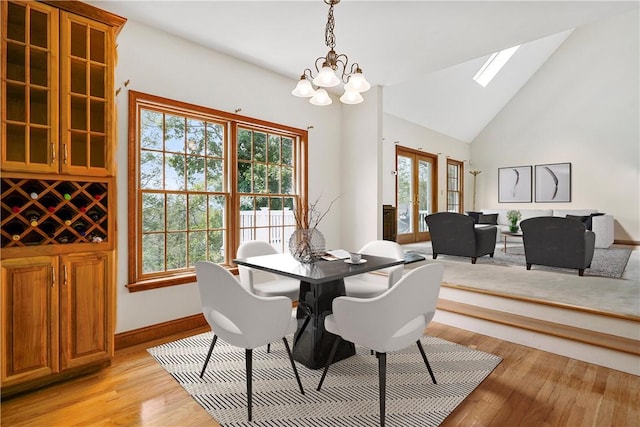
[40, 195, 59, 213]
[72, 221, 87, 237]
[25, 183, 41, 200]
[87, 209, 101, 222]
[24, 210, 41, 227]
[39, 220, 57, 238]
[55, 182, 75, 201]
[6, 221, 24, 241]
[58, 209, 73, 226]
[6, 196, 25, 213]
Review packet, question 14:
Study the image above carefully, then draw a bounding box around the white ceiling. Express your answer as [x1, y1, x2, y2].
[89, 0, 639, 142]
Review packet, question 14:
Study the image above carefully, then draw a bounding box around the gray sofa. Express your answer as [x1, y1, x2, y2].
[479, 208, 613, 248]
[425, 212, 497, 264]
[520, 216, 596, 276]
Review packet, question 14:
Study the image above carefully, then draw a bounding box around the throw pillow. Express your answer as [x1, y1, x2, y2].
[478, 213, 498, 225]
[586, 212, 605, 230]
[566, 214, 590, 230]
[466, 211, 482, 223]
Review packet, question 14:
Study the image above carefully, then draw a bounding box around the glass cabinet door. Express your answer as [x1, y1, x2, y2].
[60, 12, 113, 176]
[1, 2, 59, 173]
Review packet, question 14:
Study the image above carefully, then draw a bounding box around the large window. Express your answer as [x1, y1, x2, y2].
[128, 92, 307, 291]
[447, 159, 464, 213]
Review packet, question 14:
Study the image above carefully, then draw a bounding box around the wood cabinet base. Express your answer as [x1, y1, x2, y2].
[1, 359, 110, 400]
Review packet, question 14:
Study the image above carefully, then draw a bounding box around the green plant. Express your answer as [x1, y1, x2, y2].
[506, 209, 522, 225]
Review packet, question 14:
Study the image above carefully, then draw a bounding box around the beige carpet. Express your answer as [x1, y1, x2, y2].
[402, 243, 640, 317]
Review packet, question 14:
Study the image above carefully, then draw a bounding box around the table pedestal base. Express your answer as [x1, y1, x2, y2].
[292, 279, 355, 369]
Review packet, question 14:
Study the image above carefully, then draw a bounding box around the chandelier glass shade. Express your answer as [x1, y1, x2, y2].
[291, 0, 370, 106]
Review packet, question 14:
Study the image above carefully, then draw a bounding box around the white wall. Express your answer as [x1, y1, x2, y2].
[471, 10, 640, 242]
[113, 21, 344, 333]
[382, 114, 472, 212]
[339, 86, 384, 251]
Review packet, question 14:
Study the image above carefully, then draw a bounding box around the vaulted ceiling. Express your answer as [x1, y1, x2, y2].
[89, 1, 639, 142]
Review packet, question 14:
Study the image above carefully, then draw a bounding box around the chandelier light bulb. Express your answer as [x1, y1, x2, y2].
[291, 75, 315, 97]
[344, 69, 371, 93]
[313, 65, 340, 87]
[309, 88, 332, 106]
[339, 89, 363, 105]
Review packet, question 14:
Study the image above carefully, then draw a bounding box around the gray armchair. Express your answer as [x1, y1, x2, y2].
[425, 212, 497, 264]
[520, 217, 595, 276]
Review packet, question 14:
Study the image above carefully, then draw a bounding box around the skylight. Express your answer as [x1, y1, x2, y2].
[473, 45, 520, 87]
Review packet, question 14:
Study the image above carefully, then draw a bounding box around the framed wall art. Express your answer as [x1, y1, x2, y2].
[498, 166, 532, 203]
[535, 162, 571, 202]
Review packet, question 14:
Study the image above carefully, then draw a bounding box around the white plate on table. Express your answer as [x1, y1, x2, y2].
[344, 259, 367, 265]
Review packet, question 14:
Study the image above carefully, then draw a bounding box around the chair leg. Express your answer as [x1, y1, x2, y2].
[432, 253, 438, 259]
[490, 252, 494, 258]
[317, 336, 341, 391]
[416, 340, 437, 384]
[282, 338, 304, 395]
[199, 334, 218, 378]
[377, 352, 387, 427]
[471, 257, 477, 264]
[267, 343, 271, 353]
[246, 349, 253, 421]
[526, 263, 532, 270]
[578, 269, 584, 276]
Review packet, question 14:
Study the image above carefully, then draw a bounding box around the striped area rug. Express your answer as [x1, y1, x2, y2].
[148, 333, 501, 426]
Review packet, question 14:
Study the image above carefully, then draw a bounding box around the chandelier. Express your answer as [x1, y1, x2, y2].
[291, 0, 370, 106]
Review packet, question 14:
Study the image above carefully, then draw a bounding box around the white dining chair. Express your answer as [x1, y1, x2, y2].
[343, 240, 405, 298]
[195, 261, 304, 421]
[236, 240, 300, 301]
[316, 263, 445, 427]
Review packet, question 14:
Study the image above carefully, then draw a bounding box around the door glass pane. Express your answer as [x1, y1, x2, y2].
[7, 44, 26, 82]
[70, 132, 87, 166]
[90, 99, 105, 132]
[90, 64, 105, 98]
[30, 9, 48, 48]
[6, 124, 26, 162]
[7, 3, 26, 43]
[90, 135, 105, 167]
[418, 159, 432, 232]
[30, 49, 48, 86]
[397, 155, 412, 234]
[30, 88, 48, 125]
[70, 22, 87, 58]
[70, 96, 87, 130]
[29, 128, 48, 164]
[89, 28, 105, 63]
[70, 59, 86, 94]
[6, 84, 26, 122]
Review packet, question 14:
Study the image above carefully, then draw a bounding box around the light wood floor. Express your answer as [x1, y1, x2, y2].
[2, 323, 638, 427]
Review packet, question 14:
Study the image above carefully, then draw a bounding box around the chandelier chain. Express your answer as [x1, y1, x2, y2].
[325, 3, 336, 49]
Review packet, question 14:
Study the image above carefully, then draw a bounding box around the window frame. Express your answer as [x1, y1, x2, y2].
[126, 91, 308, 292]
[446, 158, 464, 213]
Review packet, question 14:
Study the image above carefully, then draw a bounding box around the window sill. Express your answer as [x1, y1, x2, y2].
[127, 266, 239, 292]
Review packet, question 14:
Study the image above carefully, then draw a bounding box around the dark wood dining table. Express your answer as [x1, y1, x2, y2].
[233, 252, 405, 369]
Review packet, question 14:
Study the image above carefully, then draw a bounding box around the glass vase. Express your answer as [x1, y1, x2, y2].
[289, 228, 326, 263]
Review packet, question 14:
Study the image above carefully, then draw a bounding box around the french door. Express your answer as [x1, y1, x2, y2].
[396, 146, 437, 244]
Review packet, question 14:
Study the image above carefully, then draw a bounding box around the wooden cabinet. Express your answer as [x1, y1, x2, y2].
[1, 253, 112, 389]
[1, 257, 59, 386]
[0, 1, 124, 396]
[59, 252, 112, 370]
[2, 1, 118, 176]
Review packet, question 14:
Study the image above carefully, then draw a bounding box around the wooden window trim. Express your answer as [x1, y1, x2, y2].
[446, 158, 464, 213]
[126, 91, 307, 292]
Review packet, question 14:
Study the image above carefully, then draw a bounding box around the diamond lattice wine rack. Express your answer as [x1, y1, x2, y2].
[1, 176, 110, 248]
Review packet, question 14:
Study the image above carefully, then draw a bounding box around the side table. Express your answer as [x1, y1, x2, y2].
[501, 231, 523, 253]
